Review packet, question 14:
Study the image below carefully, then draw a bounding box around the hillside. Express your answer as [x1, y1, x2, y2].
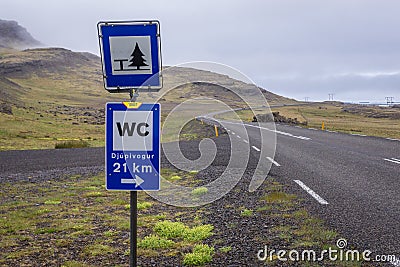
[0, 21, 296, 150]
[0, 19, 42, 49]
[0, 47, 296, 150]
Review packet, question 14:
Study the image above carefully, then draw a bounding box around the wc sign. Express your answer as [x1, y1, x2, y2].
[105, 102, 160, 191]
[97, 20, 162, 91]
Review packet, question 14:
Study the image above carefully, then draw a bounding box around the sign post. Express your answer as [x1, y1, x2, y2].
[98, 20, 162, 267]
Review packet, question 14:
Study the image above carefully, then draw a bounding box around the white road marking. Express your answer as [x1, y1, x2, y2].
[266, 157, 281, 167]
[293, 180, 329, 205]
[214, 120, 312, 141]
[231, 132, 235, 135]
[236, 135, 241, 139]
[384, 158, 400, 164]
[252, 145, 261, 152]
[296, 136, 312, 140]
[326, 130, 337, 133]
[309, 128, 318, 131]
[243, 139, 249, 143]
[351, 133, 367, 137]
[386, 138, 400, 141]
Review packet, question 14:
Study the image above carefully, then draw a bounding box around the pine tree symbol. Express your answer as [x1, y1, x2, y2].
[128, 42, 148, 70]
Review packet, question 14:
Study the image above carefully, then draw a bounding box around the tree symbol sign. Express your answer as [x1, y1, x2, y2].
[129, 42, 149, 70]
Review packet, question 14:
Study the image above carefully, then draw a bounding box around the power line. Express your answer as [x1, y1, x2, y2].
[385, 96, 394, 105]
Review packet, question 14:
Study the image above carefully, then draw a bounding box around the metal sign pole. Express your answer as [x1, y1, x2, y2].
[130, 191, 138, 267]
[130, 88, 138, 267]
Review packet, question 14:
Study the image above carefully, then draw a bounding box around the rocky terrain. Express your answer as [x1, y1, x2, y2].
[342, 104, 400, 119]
[253, 111, 308, 125]
[0, 19, 42, 49]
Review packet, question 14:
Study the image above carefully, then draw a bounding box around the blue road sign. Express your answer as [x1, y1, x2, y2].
[98, 21, 162, 91]
[106, 102, 160, 191]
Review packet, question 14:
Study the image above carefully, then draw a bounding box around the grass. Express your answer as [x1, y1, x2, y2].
[55, 140, 90, 149]
[83, 243, 116, 256]
[219, 246, 232, 253]
[240, 208, 253, 217]
[253, 178, 362, 266]
[263, 191, 297, 203]
[154, 220, 189, 239]
[191, 187, 208, 197]
[0, 168, 214, 266]
[183, 244, 214, 266]
[0, 105, 105, 150]
[271, 103, 400, 139]
[153, 220, 213, 242]
[138, 235, 175, 249]
[216, 102, 400, 139]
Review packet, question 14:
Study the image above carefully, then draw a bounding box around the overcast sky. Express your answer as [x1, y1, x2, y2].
[1, 0, 400, 102]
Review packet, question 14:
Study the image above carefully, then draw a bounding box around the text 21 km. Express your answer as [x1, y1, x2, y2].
[113, 162, 153, 173]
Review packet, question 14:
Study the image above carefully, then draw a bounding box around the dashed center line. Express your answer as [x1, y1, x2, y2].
[236, 135, 241, 139]
[219, 121, 312, 141]
[243, 139, 249, 143]
[266, 157, 281, 167]
[293, 180, 329, 205]
[252, 145, 261, 152]
[386, 138, 400, 141]
[351, 133, 367, 137]
[384, 158, 400, 165]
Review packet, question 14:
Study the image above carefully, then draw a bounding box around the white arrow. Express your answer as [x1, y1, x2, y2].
[121, 175, 145, 187]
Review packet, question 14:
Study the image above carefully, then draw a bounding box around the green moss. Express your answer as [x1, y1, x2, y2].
[44, 199, 62, 205]
[61, 261, 92, 267]
[240, 209, 253, 217]
[263, 191, 296, 203]
[219, 246, 232, 253]
[83, 243, 115, 256]
[183, 224, 214, 242]
[154, 220, 188, 239]
[191, 187, 208, 197]
[55, 140, 90, 149]
[138, 235, 175, 249]
[183, 244, 214, 266]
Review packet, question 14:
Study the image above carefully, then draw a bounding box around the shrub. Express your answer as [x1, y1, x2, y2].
[55, 140, 89, 149]
[240, 209, 253, 217]
[183, 244, 214, 266]
[138, 235, 175, 249]
[183, 224, 214, 242]
[191, 187, 208, 197]
[154, 221, 188, 239]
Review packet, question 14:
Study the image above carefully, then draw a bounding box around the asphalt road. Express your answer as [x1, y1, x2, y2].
[0, 147, 104, 182]
[208, 118, 400, 266]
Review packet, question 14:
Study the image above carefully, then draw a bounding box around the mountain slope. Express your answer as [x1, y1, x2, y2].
[0, 19, 42, 49]
[0, 21, 296, 150]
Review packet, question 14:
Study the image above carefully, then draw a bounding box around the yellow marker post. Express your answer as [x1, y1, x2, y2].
[214, 125, 219, 137]
[322, 121, 325, 130]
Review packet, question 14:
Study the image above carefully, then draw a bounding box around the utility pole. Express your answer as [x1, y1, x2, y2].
[305, 97, 310, 102]
[385, 96, 394, 105]
[328, 94, 334, 101]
